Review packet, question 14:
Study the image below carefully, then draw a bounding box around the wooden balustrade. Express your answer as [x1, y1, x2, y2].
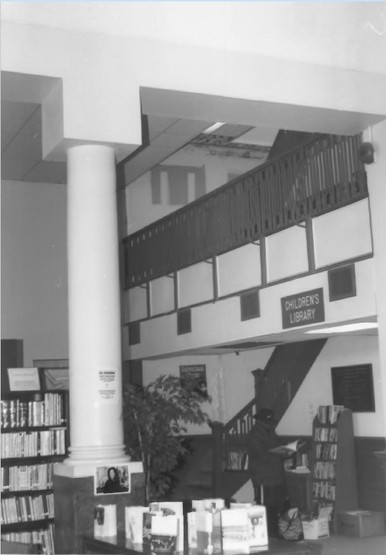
[123, 134, 367, 289]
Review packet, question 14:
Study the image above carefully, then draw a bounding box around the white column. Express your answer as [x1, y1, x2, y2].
[65, 144, 128, 465]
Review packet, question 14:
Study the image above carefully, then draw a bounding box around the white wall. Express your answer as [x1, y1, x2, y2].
[1, 180, 68, 365]
[277, 335, 384, 437]
[313, 199, 373, 268]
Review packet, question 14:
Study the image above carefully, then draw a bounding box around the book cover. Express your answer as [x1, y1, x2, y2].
[192, 498, 225, 512]
[94, 504, 117, 538]
[215, 508, 249, 554]
[125, 506, 148, 543]
[150, 513, 178, 554]
[149, 502, 184, 551]
[187, 511, 197, 548]
[196, 510, 214, 554]
[247, 505, 268, 548]
[269, 439, 305, 456]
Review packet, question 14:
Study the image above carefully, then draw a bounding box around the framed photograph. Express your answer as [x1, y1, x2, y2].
[331, 363, 375, 413]
[95, 463, 131, 495]
[180, 364, 208, 398]
[7, 367, 40, 392]
[33, 359, 69, 391]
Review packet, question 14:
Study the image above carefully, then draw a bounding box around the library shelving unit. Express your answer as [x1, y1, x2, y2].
[311, 405, 358, 531]
[1, 390, 68, 554]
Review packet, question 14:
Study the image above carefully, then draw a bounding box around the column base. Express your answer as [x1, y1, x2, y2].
[54, 463, 145, 554]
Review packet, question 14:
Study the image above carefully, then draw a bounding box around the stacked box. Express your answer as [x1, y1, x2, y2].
[337, 510, 386, 538]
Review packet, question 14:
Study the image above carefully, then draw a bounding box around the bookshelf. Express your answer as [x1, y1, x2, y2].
[1, 390, 68, 554]
[311, 406, 358, 531]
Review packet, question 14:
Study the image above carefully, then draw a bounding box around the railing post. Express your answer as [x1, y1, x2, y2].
[210, 420, 224, 497]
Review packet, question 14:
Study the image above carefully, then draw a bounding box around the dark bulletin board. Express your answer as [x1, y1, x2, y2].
[331, 364, 375, 413]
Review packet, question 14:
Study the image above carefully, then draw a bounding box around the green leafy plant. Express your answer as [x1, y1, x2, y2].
[123, 374, 210, 503]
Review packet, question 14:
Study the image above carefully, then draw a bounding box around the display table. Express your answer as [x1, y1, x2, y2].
[82, 533, 322, 555]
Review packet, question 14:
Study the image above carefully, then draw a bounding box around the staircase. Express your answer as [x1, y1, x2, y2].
[168, 339, 327, 501]
[166, 435, 213, 500]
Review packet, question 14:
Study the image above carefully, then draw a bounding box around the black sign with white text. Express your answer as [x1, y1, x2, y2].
[281, 288, 325, 329]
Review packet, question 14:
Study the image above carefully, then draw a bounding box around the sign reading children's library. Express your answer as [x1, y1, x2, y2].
[281, 288, 325, 329]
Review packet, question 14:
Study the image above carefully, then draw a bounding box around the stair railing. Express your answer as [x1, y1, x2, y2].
[211, 398, 258, 495]
[123, 133, 367, 289]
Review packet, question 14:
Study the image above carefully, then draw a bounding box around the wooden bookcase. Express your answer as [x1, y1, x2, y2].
[1, 390, 68, 554]
[311, 406, 358, 530]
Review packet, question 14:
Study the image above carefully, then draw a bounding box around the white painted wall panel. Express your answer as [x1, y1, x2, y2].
[313, 199, 372, 268]
[150, 275, 175, 316]
[128, 286, 147, 322]
[218, 244, 262, 297]
[179, 261, 214, 307]
[266, 225, 308, 283]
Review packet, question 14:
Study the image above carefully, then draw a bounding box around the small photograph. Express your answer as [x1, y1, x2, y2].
[95, 463, 130, 495]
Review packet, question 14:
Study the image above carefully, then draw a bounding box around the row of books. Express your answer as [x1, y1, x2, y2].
[1, 523, 55, 555]
[226, 451, 248, 470]
[1, 463, 54, 492]
[124, 498, 268, 554]
[1, 429, 66, 459]
[317, 405, 343, 424]
[313, 461, 336, 480]
[314, 426, 338, 442]
[1, 393, 65, 429]
[312, 480, 336, 501]
[315, 442, 338, 460]
[1, 492, 54, 525]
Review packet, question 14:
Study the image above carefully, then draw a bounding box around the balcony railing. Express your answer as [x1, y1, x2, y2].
[123, 133, 367, 289]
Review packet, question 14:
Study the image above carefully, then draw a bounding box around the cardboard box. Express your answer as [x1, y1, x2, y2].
[302, 517, 330, 540]
[337, 510, 386, 538]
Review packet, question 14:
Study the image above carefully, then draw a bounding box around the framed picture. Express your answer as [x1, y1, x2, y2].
[7, 367, 40, 392]
[33, 359, 69, 391]
[180, 364, 208, 398]
[331, 363, 375, 413]
[95, 463, 131, 495]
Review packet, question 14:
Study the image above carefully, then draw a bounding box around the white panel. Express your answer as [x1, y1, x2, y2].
[150, 275, 175, 316]
[218, 244, 262, 297]
[266, 226, 308, 283]
[179, 262, 213, 307]
[128, 286, 147, 322]
[314, 199, 372, 268]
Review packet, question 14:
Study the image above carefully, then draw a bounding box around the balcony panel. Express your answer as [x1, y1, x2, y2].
[266, 226, 309, 283]
[218, 244, 262, 297]
[313, 198, 373, 269]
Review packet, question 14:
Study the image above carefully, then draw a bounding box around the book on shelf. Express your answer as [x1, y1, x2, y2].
[269, 439, 306, 456]
[317, 405, 344, 424]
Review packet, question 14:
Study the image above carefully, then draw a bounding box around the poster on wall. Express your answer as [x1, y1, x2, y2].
[97, 368, 118, 403]
[95, 463, 131, 495]
[179, 364, 208, 398]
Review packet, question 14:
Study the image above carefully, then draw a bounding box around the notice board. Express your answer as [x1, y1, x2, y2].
[331, 364, 375, 412]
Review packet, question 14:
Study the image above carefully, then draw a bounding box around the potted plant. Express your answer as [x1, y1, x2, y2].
[123, 374, 210, 503]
